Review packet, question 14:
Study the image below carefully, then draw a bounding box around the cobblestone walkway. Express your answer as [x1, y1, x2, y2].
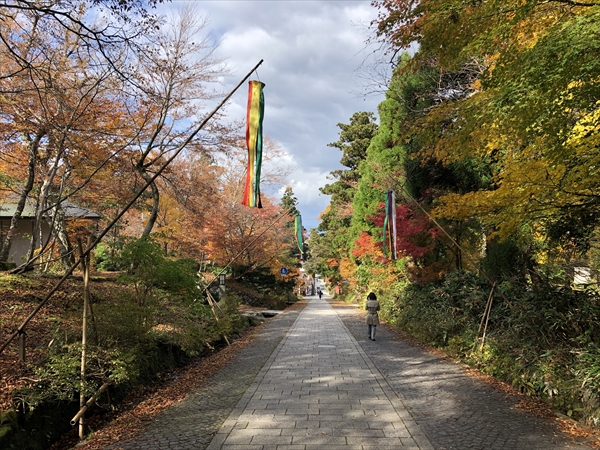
[106, 296, 594, 450]
[107, 303, 303, 450]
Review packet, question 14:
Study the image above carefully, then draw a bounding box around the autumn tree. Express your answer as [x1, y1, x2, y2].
[165, 133, 294, 280]
[121, 5, 230, 238]
[0, 0, 163, 74]
[0, 4, 134, 267]
[0, 3, 233, 271]
[372, 0, 600, 280]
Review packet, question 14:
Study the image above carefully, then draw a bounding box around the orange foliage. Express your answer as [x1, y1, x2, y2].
[352, 231, 384, 260]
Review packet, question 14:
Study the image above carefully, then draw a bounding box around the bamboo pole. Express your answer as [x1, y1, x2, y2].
[18, 330, 25, 362]
[474, 282, 496, 352]
[477, 283, 495, 335]
[70, 382, 111, 426]
[77, 239, 90, 439]
[0, 59, 264, 355]
[479, 283, 496, 352]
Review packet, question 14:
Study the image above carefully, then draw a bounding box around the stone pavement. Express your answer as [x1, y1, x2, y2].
[107, 301, 304, 450]
[334, 302, 593, 450]
[206, 296, 432, 450]
[107, 295, 594, 450]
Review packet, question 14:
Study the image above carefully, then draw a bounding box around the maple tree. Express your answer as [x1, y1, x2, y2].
[0, 5, 134, 267]
[368, 0, 600, 282]
[196, 136, 296, 278]
[121, 5, 231, 237]
[430, 8, 600, 246]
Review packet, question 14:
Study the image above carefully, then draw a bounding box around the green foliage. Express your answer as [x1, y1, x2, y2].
[303, 229, 342, 285]
[0, 274, 37, 290]
[233, 266, 294, 309]
[93, 242, 127, 272]
[279, 186, 305, 263]
[119, 236, 201, 305]
[280, 186, 300, 219]
[384, 271, 489, 345]
[216, 294, 249, 338]
[0, 409, 18, 445]
[313, 111, 378, 283]
[31, 343, 137, 403]
[0, 261, 16, 271]
[481, 237, 531, 282]
[386, 270, 600, 424]
[327, 111, 378, 173]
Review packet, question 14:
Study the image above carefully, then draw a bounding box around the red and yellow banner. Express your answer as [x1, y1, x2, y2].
[242, 80, 265, 208]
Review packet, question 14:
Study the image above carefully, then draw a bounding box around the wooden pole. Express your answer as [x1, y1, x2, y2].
[18, 330, 25, 362]
[478, 283, 496, 352]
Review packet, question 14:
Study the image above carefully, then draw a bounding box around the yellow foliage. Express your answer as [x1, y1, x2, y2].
[339, 256, 357, 286]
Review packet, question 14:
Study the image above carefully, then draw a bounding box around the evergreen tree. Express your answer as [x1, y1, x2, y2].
[279, 186, 304, 262]
[315, 112, 378, 285]
[280, 186, 300, 219]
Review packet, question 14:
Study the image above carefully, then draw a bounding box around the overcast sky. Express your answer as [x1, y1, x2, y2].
[161, 1, 387, 230]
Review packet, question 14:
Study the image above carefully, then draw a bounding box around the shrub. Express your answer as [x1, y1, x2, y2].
[119, 237, 201, 305]
[93, 242, 127, 272]
[384, 270, 600, 424]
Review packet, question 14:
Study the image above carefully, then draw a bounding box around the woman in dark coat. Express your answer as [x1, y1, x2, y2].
[365, 292, 380, 340]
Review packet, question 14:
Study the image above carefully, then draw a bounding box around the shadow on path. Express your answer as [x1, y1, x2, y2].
[333, 300, 594, 450]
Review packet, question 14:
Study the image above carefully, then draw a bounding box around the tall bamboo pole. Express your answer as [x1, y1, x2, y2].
[77, 239, 90, 439]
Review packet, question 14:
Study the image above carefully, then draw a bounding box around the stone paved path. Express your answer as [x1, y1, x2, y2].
[207, 296, 431, 449]
[106, 295, 594, 450]
[107, 301, 303, 450]
[334, 302, 592, 450]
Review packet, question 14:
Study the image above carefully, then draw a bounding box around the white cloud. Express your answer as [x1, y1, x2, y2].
[163, 1, 385, 229]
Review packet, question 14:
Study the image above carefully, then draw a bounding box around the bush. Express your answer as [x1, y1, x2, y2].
[93, 242, 126, 272]
[119, 237, 201, 305]
[383, 271, 600, 424]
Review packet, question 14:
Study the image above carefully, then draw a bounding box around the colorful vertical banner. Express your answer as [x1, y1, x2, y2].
[383, 190, 397, 260]
[294, 214, 304, 258]
[242, 80, 265, 208]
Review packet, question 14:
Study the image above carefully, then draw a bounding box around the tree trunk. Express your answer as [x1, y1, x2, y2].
[138, 166, 160, 237]
[48, 201, 75, 268]
[0, 131, 43, 263]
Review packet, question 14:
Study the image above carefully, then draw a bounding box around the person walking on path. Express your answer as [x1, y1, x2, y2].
[366, 292, 380, 341]
[317, 288, 322, 299]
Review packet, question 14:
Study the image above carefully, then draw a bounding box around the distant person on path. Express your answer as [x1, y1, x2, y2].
[365, 292, 380, 341]
[318, 288, 322, 299]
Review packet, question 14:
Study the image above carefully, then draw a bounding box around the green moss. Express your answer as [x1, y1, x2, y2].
[0, 409, 17, 426]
